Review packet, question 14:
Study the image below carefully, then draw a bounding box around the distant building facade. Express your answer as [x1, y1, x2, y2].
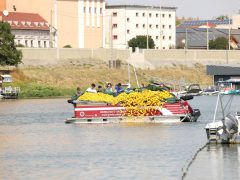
[105, 5, 176, 49]
[1, 11, 50, 48]
[4, 0, 105, 48]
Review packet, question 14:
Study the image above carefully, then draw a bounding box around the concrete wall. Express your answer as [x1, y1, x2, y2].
[144, 49, 240, 67]
[20, 48, 240, 67]
[20, 48, 130, 66]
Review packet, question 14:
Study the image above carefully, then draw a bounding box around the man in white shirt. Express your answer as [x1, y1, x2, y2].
[86, 83, 97, 93]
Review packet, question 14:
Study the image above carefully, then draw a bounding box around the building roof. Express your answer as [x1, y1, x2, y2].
[0, 11, 49, 31]
[207, 65, 240, 75]
[106, 5, 177, 10]
[176, 28, 240, 49]
[179, 19, 232, 28]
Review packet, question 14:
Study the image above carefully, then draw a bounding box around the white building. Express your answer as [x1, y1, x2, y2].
[105, 5, 176, 49]
[1, 11, 50, 48]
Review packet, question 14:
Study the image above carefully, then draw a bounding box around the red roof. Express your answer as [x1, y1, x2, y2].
[0, 11, 49, 31]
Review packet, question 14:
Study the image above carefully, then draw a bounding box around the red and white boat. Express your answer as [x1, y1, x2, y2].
[66, 98, 200, 124]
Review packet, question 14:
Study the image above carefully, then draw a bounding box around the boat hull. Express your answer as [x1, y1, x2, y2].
[66, 101, 200, 124]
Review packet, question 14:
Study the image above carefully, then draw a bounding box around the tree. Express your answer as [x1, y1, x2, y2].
[0, 22, 22, 66]
[216, 15, 229, 20]
[128, 35, 155, 52]
[209, 37, 229, 50]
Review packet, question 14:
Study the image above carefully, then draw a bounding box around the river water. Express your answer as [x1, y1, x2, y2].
[0, 96, 240, 180]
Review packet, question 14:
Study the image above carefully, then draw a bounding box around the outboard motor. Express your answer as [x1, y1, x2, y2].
[220, 113, 238, 142]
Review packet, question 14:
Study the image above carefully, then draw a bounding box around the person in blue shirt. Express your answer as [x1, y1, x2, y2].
[115, 83, 124, 95]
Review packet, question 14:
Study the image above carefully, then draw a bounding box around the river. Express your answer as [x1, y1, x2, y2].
[0, 96, 240, 180]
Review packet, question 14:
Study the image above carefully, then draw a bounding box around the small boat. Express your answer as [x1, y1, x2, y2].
[217, 79, 240, 95]
[66, 95, 200, 124]
[205, 93, 240, 144]
[185, 84, 203, 96]
[202, 86, 219, 96]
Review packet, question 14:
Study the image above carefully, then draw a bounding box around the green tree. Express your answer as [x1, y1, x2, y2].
[216, 15, 229, 20]
[128, 35, 155, 52]
[209, 37, 229, 50]
[0, 22, 22, 66]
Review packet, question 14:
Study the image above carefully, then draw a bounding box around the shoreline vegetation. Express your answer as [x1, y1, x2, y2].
[1, 63, 212, 98]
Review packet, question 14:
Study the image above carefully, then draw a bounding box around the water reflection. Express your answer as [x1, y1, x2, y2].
[185, 144, 240, 180]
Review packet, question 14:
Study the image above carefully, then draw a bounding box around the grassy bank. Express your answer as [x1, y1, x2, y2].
[2, 63, 212, 98]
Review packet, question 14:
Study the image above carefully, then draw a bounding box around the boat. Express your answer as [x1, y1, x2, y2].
[66, 94, 200, 124]
[217, 79, 240, 95]
[0, 86, 20, 99]
[185, 84, 203, 96]
[205, 93, 240, 144]
[202, 86, 219, 96]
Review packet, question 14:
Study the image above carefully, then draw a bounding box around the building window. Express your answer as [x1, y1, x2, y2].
[127, 29, 130, 34]
[136, 24, 139, 28]
[89, 7, 91, 13]
[18, 40, 20, 45]
[149, 24, 152, 28]
[113, 12, 117, 16]
[113, 35, 118, 40]
[169, 36, 172, 40]
[162, 25, 165, 29]
[94, 8, 97, 14]
[25, 40, 28, 47]
[149, 13, 152, 17]
[127, 18, 129, 22]
[163, 36, 165, 40]
[143, 24, 145, 28]
[44, 41, 47, 48]
[38, 41, 41, 48]
[162, 14, 165, 18]
[100, 8, 102, 14]
[113, 24, 118, 28]
[163, 47, 166, 49]
[136, 12, 139, 17]
[31, 40, 33, 47]
[156, 14, 158, 18]
[84, 7, 86, 13]
[156, 24, 159, 28]
[169, 25, 172, 29]
[142, 13, 145, 17]
[169, 14, 172, 18]
[156, 36, 159, 40]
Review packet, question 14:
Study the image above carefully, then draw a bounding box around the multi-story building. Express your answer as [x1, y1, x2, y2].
[105, 5, 176, 49]
[1, 11, 50, 48]
[1, 0, 105, 48]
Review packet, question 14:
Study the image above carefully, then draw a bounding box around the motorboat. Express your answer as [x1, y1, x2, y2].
[217, 79, 240, 95]
[205, 93, 240, 144]
[202, 86, 219, 96]
[66, 92, 200, 124]
[185, 84, 203, 96]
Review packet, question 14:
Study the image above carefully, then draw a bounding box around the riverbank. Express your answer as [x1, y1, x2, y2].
[2, 63, 212, 98]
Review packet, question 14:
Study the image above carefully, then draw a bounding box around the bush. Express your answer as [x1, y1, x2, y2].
[63, 45, 72, 48]
[14, 83, 75, 98]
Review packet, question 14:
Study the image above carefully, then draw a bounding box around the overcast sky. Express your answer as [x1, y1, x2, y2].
[107, 0, 240, 19]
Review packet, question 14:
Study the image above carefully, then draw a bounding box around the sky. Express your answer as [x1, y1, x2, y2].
[107, 0, 240, 20]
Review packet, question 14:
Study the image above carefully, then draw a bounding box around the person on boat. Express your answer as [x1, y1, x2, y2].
[97, 85, 104, 93]
[115, 83, 124, 95]
[86, 83, 97, 93]
[70, 87, 82, 101]
[104, 83, 114, 95]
